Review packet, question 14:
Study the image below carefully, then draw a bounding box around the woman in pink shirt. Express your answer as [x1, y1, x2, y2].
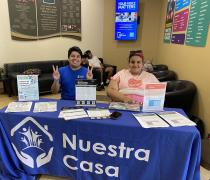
[107, 50, 159, 104]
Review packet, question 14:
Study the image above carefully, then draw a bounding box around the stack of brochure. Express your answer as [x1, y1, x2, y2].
[33, 102, 57, 112]
[109, 102, 140, 111]
[156, 111, 196, 127]
[133, 111, 196, 128]
[86, 108, 111, 119]
[5, 102, 32, 113]
[133, 113, 169, 128]
[58, 108, 88, 120]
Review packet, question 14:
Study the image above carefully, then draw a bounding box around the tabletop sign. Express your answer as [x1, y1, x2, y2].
[75, 79, 96, 106]
[17, 75, 39, 101]
[142, 83, 167, 112]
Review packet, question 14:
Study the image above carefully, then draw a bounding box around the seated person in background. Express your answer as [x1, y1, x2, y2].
[143, 60, 153, 72]
[107, 50, 159, 104]
[81, 54, 89, 68]
[84, 50, 114, 90]
[51, 46, 93, 100]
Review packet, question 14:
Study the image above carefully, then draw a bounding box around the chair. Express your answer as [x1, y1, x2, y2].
[152, 70, 177, 82]
[164, 80, 196, 114]
[152, 64, 168, 71]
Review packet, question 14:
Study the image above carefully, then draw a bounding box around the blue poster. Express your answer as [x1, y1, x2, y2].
[115, 0, 139, 40]
[175, 0, 191, 11]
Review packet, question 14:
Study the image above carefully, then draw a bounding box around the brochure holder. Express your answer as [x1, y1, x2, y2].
[75, 79, 97, 106]
[17, 75, 39, 101]
[142, 83, 167, 112]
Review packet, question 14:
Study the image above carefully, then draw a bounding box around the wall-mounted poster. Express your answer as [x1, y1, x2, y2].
[163, 0, 175, 43]
[171, 0, 191, 45]
[185, 0, 210, 47]
[61, 0, 81, 40]
[115, 0, 139, 40]
[7, 0, 81, 40]
[36, 0, 60, 38]
[164, 0, 210, 47]
[8, 0, 37, 40]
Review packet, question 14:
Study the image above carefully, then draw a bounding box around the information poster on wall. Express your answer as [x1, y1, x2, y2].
[7, 0, 81, 40]
[164, 0, 210, 47]
[164, 0, 175, 43]
[7, 0, 37, 39]
[36, 0, 60, 38]
[61, 0, 81, 40]
[115, 0, 139, 40]
[185, 0, 210, 47]
[171, 0, 191, 45]
[17, 75, 39, 101]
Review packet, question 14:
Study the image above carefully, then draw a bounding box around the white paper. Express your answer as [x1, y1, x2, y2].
[5, 102, 32, 113]
[157, 111, 196, 127]
[87, 109, 111, 119]
[33, 102, 57, 112]
[76, 86, 96, 100]
[17, 75, 39, 101]
[58, 109, 88, 120]
[133, 113, 169, 128]
[142, 83, 167, 112]
[109, 102, 140, 111]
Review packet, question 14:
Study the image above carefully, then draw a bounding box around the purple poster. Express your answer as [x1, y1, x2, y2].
[171, 34, 185, 44]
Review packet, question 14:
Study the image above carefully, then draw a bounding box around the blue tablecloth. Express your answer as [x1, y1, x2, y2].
[0, 99, 201, 180]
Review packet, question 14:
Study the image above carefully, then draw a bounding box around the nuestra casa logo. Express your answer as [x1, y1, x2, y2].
[9, 116, 151, 178]
[10, 117, 53, 168]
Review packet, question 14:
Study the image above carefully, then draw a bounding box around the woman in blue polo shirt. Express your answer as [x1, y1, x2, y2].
[51, 46, 93, 100]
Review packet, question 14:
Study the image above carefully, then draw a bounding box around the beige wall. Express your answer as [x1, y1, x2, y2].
[103, 0, 210, 135]
[156, 0, 210, 134]
[103, 0, 162, 70]
[0, 0, 104, 67]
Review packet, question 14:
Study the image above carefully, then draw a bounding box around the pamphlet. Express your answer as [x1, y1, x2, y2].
[58, 108, 88, 120]
[17, 75, 39, 101]
[5, 102, 32, 113]
[133, 113, 169, 128]
[86, 108, 111, 119]
[142, 83, 167, 112]
[75, 79, 96, 106]
[109, 102, 140, 111]
[157, 111, 196, 127]
[33, 102, 57, 112]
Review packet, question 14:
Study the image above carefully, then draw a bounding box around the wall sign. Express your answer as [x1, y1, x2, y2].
[7, 0, 81, 40]
[163, 0, 210, 47]
[115, 0, 139, 40]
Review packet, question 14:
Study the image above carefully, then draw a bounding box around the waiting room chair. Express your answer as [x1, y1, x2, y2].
[164, 80, 196, 115]
[152, 70, 177, 82]
[152, 64, 168, 72]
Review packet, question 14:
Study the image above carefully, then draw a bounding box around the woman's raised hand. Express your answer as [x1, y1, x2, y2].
[86, 66, 93, 80]
[52, 65, 60, 80]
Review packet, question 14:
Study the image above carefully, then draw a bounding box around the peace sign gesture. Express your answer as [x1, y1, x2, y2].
[86, 66, 93, 80]
[52, 65, 60, 80]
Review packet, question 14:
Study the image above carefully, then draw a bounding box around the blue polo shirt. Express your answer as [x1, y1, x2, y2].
[59, 65, 87, 100]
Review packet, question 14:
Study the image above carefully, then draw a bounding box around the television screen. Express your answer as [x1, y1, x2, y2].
[115, 0, 139, 40]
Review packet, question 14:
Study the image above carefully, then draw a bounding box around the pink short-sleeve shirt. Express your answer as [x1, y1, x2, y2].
[111, 69, 159, 103]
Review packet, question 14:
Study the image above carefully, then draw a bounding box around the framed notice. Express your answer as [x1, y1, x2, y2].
[75, 79, 96, 106]
[17, 75, 39, 101]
